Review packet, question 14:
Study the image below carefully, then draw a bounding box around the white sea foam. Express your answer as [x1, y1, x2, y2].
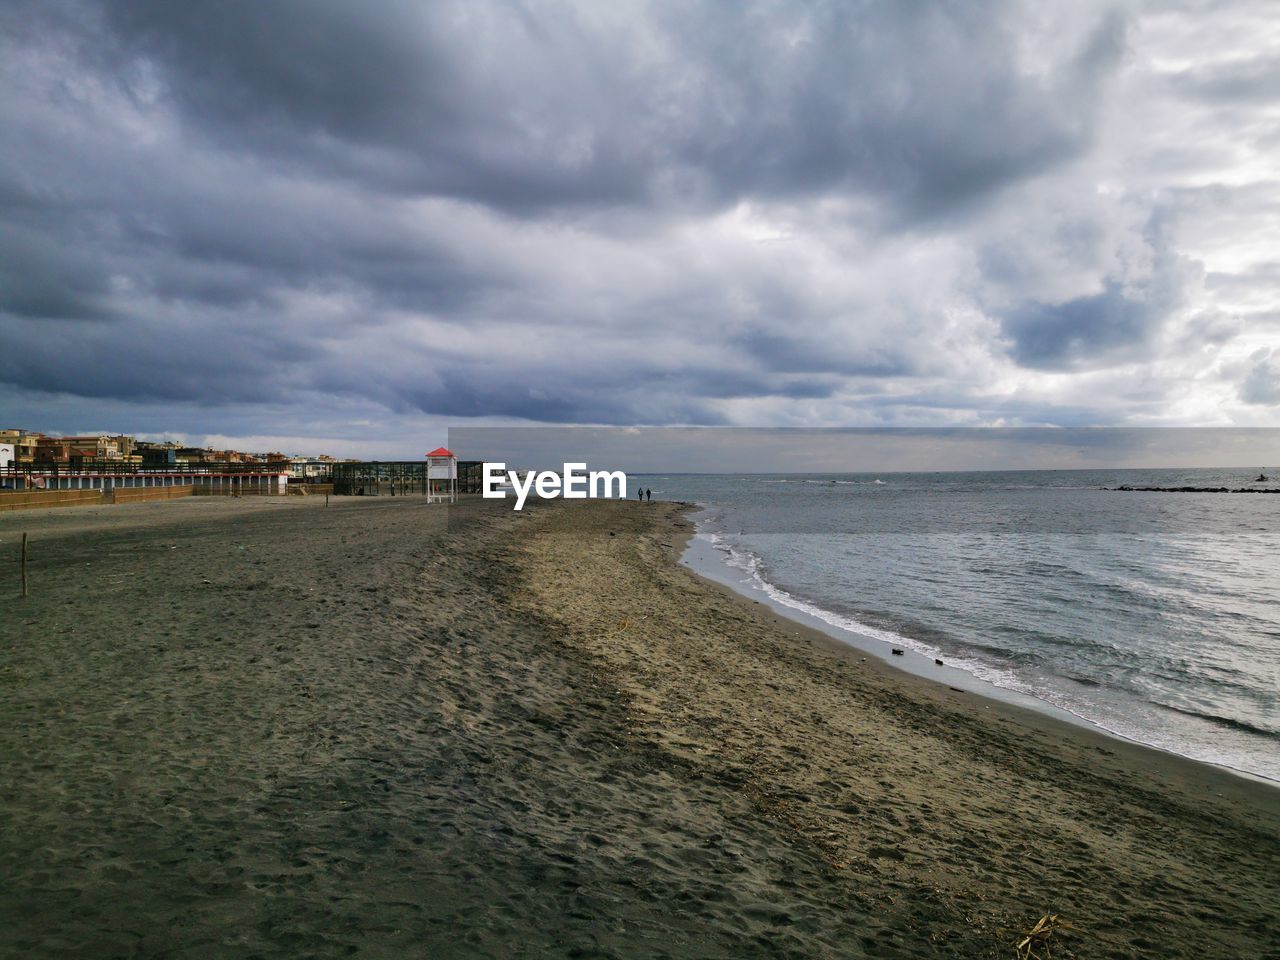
[702, 530, 1021, 691]
[693, 526, 1278, 784]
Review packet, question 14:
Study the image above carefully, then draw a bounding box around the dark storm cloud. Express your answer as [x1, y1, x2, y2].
[316, 346, 840, 427]
[92, 0, 1122, 218]
[1, 0, 1275, 443]
[997, 212, 1202, 370]
[1001, 283, 1166, 370]
[0, 308, 321, 404]
[0, 227, 117, 320]
[735, 329, 915, 378]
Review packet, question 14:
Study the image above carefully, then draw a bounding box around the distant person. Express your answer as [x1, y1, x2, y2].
[646, 487, 652, 501]
[637, 487, 643, 501]
[1257, 473, 1268, 482]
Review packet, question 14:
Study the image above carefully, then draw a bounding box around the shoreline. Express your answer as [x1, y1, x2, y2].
[643, 504, 1279, 814]
[514, 499, 1280, 956]
[3, 496, 1277, 958]
[677, 507, 1279, 789]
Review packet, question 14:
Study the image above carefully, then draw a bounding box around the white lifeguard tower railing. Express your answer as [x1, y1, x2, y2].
[425, 446, 458, 503]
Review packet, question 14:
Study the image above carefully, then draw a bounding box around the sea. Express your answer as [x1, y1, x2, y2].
[632, 469, 1280, 784]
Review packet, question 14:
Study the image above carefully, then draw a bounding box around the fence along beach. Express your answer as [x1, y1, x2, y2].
[2, 495, 1277, 958]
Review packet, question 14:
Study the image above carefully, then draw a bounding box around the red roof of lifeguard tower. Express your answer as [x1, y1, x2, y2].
[425, 447, 455, 458]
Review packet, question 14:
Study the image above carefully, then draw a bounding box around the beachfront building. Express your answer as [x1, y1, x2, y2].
[34, 437, 72, 462]
[331, 460, 430, 496]
[0, 430, 40, 463]
[0, 428, 314, 496]
[137, 441, 180, 467]
[63, 435, 122, 460]
[330, 448, 480, 498]
[288, 456, 335, 482]
[0, 456, 290, 494]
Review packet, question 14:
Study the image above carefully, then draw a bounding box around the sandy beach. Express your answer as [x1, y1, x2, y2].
[2, 496, 1277, 959]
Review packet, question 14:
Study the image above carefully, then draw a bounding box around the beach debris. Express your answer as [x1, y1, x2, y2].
[1015, 912, 1074, 960]
[891, 648, 904, 656]
[935, 658, 944, 665]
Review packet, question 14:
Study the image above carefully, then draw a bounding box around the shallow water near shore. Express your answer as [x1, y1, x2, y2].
[641, 469, 1280, 783]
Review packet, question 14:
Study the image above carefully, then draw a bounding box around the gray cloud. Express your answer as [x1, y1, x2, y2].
[0, 0, 1277, 449]
[87, 0, 1123, 218]
[1240, 349, 1280, 406]
[1171, 53, 1280, 103]
[1001, 284, 1165, 370]
[1206, 263, 1280, 292]
[996, 209, 1205, 369]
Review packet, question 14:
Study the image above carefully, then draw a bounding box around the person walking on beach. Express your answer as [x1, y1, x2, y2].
[646, 487, 652, 501]
[637, 487, 643, 502]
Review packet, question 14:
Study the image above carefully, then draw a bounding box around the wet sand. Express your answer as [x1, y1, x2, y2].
[1, 497, 1277, 958]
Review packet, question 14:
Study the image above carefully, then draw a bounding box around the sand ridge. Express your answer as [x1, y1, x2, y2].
[509, 499, 1280, 959]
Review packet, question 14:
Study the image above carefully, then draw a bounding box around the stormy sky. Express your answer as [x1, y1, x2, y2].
[2, 1, 1278, 457]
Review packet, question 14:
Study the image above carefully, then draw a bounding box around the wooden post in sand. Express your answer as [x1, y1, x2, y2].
[20, 532, 28, 597]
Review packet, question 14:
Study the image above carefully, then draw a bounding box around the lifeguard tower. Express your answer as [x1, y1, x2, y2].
[425, 447, 458, 503]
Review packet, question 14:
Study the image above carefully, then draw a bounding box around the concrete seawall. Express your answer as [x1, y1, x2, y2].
[111, 485, 196, 504]
[0, 489, 107, 512]
[0, 485, 201, 512]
